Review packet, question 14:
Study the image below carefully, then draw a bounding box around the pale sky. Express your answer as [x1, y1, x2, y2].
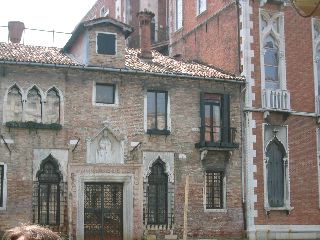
[0, 0, 97, 48]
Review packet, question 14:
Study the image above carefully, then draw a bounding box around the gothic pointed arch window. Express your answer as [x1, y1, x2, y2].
[264, 35, 280, 90]
[45, 88, 60, 123]
[6, 85, 23, 122]
[35, 156, 63, 225]
[26, 87, 42, 122]
[146, 158, 168, 225]
[266, 138, 286, 207]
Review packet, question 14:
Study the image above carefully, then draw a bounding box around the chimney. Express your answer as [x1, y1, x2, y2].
[8, 21, 25, 44]
[137, 10, 155, 59]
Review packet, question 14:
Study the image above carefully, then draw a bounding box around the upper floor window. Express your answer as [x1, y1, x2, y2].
[197, 0, 207, 15]
[146, 90, 170, 135]
[4, 85, 63, 124]
[95, 83, 116, 104]
[312, 19, 320, 114]
[176, 0, 183, 30]
[97, 32, 116, 55]
[264, 35, 279, 90]
[205, 170, 224, 209]
[198, 93, 237, 148]
[260, 10, 285, 90]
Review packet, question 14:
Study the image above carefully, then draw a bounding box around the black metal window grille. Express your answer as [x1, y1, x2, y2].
[147, 90, 169, 135]
[96, 83, 115, 104]
[144, 159, 171, 227]
[0, 165, 4, 207]
[206, 171, 224, 209]
[97, 33, 116, 55]
[33, 157, 66, 226]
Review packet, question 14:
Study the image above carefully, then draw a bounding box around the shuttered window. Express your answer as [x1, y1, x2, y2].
[97, 33, 116, 55]
[266, 140, 285, 207]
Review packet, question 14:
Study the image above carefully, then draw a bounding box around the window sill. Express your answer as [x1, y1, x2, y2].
[5, 121, 62, 131]
[265, 205, 294, 214]
[204, 208, 227, 213]
[0, 206, 7, 211]
[93, 102, 118, 107]
[147, 129, 171, 136]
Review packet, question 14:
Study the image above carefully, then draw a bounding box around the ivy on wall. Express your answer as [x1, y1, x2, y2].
[5, 121, 62, 130]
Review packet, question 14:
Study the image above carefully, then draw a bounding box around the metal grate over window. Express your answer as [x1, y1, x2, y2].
[143, 159, 174, 229]
[33, 158, 66, 226]
[206, 171, 223, 209]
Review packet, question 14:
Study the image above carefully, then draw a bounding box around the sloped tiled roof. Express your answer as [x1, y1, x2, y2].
[0, 43, 78, 65]
[0, 42, 244, 81]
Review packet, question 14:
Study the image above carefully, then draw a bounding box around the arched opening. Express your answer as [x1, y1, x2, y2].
[6, 85, 23, 122]
[45, 88, 60, 123]
[266, 139, 286, 207]
[26, 87, 42, 122]
[264, 34, 280, 90]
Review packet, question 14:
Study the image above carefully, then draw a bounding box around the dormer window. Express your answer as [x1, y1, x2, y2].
[96, 32, 116, 55]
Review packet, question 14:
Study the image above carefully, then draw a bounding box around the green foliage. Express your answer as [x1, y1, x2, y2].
[5, 121, 62, 130]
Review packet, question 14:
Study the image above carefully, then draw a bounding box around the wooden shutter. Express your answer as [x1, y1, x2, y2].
[222, 94, 230, 144]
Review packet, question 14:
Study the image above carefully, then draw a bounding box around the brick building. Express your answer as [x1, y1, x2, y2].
[0, 14, 244, 239]
[168, 0, 320, 239]
[82, 0, 169, 54]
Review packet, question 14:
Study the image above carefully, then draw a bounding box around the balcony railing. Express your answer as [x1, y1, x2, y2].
[196, 126, 238, 149]
[262, 89, 290, 111]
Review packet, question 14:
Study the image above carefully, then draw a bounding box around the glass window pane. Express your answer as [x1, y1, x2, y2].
[205, 105, 211, 141]
[157, 92, 166, 130]
[265, 66, 279, 88]
[147, 92, 156, 129]
[264, 49, 278, 66]
[198, 0, 206, 14]
[97, 33, 116, 55]
[96, 84, 114, 104]
[212, 105, 221, 142]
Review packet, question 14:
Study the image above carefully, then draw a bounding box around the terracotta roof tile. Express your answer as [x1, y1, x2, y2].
[0, 43, 244, 81]
[0, 43, 79, 65]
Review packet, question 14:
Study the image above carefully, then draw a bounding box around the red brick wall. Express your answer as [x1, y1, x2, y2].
[170, 0, 240, 75]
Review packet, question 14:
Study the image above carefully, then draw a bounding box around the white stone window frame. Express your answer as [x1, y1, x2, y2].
[92, 81, 119, 107]
[316, 128, 320, 208]
[203, 170, 227, 213]
[0, 162, 7, 211]
[95, 31, 117, 56]
[143, 90, 171, 133]
[312, 18, 320, 114]
[262, 123, 292, 212]
[175, 0, 183, 31]
[3, 84, 64, 124]
[259, 9, 287, 91]
[142, 152, 175, 229]
[197, 0, 207, 16]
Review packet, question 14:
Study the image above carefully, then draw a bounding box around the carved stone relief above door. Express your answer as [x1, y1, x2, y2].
[86, 125, 125, 164]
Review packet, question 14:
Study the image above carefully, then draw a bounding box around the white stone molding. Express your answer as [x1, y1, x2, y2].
[0, 163, 7, 211]
[259, 9, 287, 91]
[33, 149, 68, 182]
[262, 124, 292, 212]
[143, 151, 174, 183]
[312, 18, 320, 114]
[86, 124, 125, 164]
[92, 81, 119, 107]
[76, 173, 133, 240]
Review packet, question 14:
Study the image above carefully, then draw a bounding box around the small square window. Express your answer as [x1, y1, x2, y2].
[95, 83, 115, 104]
[97, 33, 116, 55]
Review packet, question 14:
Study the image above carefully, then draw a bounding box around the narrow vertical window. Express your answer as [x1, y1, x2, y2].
[264, 35, 280, 90]
[26, 87, 42, 122]
[206, 171, 224, 209]
[147, 159, 168, 225]
[197, 0, 207, 15]
[266, 139, 285, 207]
[6, 85, 23, 122]
[45, 89, 60, 123]
[0, 165, 4, 207]
[147, 91, 168, 134]
[176, 0, 183, 30]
